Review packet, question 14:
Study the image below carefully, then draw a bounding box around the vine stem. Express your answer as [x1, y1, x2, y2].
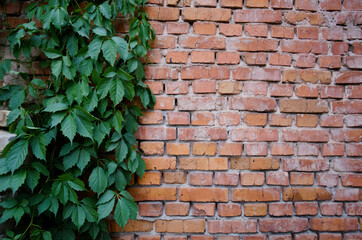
[19, 207, 35, 240]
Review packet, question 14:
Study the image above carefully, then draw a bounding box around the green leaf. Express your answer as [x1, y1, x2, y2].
[51, 8, 67, 29]
[44, 49, 62, 59]
[101, 39, 117, 66]
[63, 148, 80, 170]
[140, 89, 150, 108]
[66, 34, 78, 57]
[87, 37, 103, 60]
[115, 139, 128, 163]
[73, 114, 93, 139]
[31, 162, 49, 176]
[38, 197, 51, 215]
[110, 78, 124, 106]
[94, 122, 107, 145]
[61, 114, 77, 142]
[0, 175, 10, 192]
[97, 197, 114, 221]
[79, 58, 93, 76]
[68, 178, 86, 191]
[71, 206, 86, 229]
[49, 198, 59, 216]
[92, 27, 107, 36]
[31, 78, 46, 88]
[30, 133, 46, 160]
[114, 198, 130, 228]
[9, 89, 25, 109]
[89, 167, 107, 195]
[136, 155, 146, 178]
[50, 111, 66, 127]
[112, 37, 128, 60]
[6, 109, 21, 126]
[99, 2, 112, 19]
[77, 148, 91, 171]
[5, 139, 29, 173]
[97, 190, 115, 205]
[42, 231, 52, 240]
[112, 110, 124, 134]
[115, 170, 127, 191]
[9, 169, 27, 194]
[26, 168, 40, 192]
[51, 60, 63, 78]
[13, 207, 25, 225]
[84, 90, 98, 112]
[0, 208, 15, 224]
[0, 199, 17, 209]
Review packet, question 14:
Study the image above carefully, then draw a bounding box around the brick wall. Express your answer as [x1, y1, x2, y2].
[1, 0, 362, 239]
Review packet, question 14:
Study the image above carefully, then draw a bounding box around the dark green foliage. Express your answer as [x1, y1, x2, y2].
[0, 0, 155, 239]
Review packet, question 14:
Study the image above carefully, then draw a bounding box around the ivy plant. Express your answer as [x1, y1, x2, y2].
[0, 0, 155, 239]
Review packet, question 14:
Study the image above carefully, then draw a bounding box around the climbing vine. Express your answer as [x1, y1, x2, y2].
[0, 0, 155, 239]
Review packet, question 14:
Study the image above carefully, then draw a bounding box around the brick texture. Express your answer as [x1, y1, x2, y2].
[2, 0, 362, 238]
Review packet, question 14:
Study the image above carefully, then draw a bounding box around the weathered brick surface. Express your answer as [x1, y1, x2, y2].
[3, 0, 362, 238]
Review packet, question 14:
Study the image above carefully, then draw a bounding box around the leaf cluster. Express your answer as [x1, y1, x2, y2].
[0, 0, 155, 239]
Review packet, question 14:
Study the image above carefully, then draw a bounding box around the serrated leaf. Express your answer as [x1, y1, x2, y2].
[140, 89, 150, 108]
[26, 168, 40, 192]
[71, 206, 86, 229]
[0, 175, 10, 192]
[67, 177, 86, 191]
[31, 78, 46, 88]
[77, 148, 90, 171]
[30, 133, 46, 160]
[101, 39, 117, 66]
[89, 167, 107, 195]
[9, 169, 27, 194]
[51, 8, 67, 29]
[31, 162, 49, 176]
[136, 155, 146, 178]
[63, 148, 80, 170]
[5, 139, 29, 173]
[44, 49, 62, 59]
[79, 58, 93, 76]
[92, 27, 107, 36]
[9, 89, 25, 109]
[50, 111, 66, 127]
[49, 198, 59, 216]
[73, 114, 93, 139]
[38, 197, 51, 215]
[66, 34, 78, 57]
[87, 38, 103, 60]
[115, 139, 128, 163]
[97, 190, 115, 205]
[94, 122, 107, 145]
[44, 102, 68, 112]
[110, 78, 124, 106]
[42, 231, 52, 240]
[97, 197, 114, 221]
[112, 37, 128, 60]
[0, 199, 17, 209]
[113, 110, 124, 134]
[6, 109, 21, 126]
[114, 198, 130, 228]
[13, 207, 24, 225]
[61, 114, 77, 142]
[0, 208, 15, 224]
[115, 170, 127, 191]
[58, 183, 69, 205]
[51, 60, 62, 78]
[84, 90, 98, 112]
[99, 2, 112, 19]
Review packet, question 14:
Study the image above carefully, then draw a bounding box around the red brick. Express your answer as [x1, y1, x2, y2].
[269, 203, 293, 216]
[317, 173, 339, 187]
[155, 219, 206, 233]
[346, 144, 362, 156]
[347, 28, 362, 40]
[140, 142, 164, 156]
[165, 202, 190, 216]
[266, 171, 289, 185]
[208, 220, 257, 234]
[321, 86, 344, 99]
[345, 234, 362, 240]
[189, 172, 213, 186]
[269, 53, 292, 66]
[218, 112, 241, 126]
[216, 52, 240, 65]
[347, 85, 362, 99]
[319, 56, 342, 69]
[310, 218, 358, 232]
[295, 202, 318, 216]
[244, 113, 267, 126]
[139, 111, 164, 125]
[244, 203, 268, 216]
[243, 53, 267, 65]
[179, 36, 226, 49]
[191, 112, 215, 126]
[218, 81, 242, 95]
[151, 36, 176, 49]
[345, 56, 362, 69]
[320, 203, 343, 216]
[149, 21, 164, 35]
[270, 0, 293, 9]
[144, 49, 162, 63]
[282, 129, 300, 142]
[135, 126, 176, 140]
[345, 115, 362, 127]
[333, 159, 362, 172]
[163, 171, 187, 184]
[344, 0, 362, 10]
[271, 143, 294, 156]
[168, 112, 190, 125]
[353, 42, 362, 54]
[271, 26, 294, 39]
[245, 0, 268, 7]
[179, 157, 228, 170]
[229, 97, 276, 112]
[332, 42, 349, 55]
[270, 114, 292, 126]
[321, 27, 344, 41]
[144, 157, 176, 170]
[295, 0, 318, 11]
[297, 143, 319, 156]
[259, 218, 308, 233]
[240, 172, 265, 186]
[166, 143, 190, 156]
[281, 40, 311, 53]
[138, 235, 161, 240]
[243, 82, 268, 95]
[334, 189, 359, 201]
[166, 22, 189, 34]
[209, 128, 228, 141]
[231, 128, 278, 142]
[139, 202, 163, 217]
[193, 142, 217, 156]
[182, 8, 231, 22]
[179, 187, 228, 202]
[154, 97, 174, 110]
[290, 172, 314, 186]
[319, 233, 342, 240]
[178, 96, 227, 111]
[295, 85, 319, 98]
[321, 143, 344, 156]
[342, 174, 362, 187]
[219, 24, 242, 36]
[244, 24, 268, 37]
[283, 187, 332, 201]
[332, 100, 362, 114]
[166, 51, 188, 63]
[190, 51, 214, 63]
[312, 41, 329, 54]
[336, 71, 362, 84]
[219, 143, 242, 156]
[144, 7, 180, 21]
[145, 66, 177, 80]
[296, 114, 319, 127]
[300, 129, 329, 142]
[146, 81, 163, 95]
[218, 203, 242, 217]
[220, 0, 243, 8]
[232, 188, 280, 202]
[320, 0, 342, 10]
[345, 129, 362, 142]
[129, 187, 177, 201]
[192, 80, 216, 93]
[234, 10, 282, 23]
[231, 38, 278, 52]
[192, 203, 215, 216]
[214, 172, 239, 186]
[345, 203, 362, 216]
[297, 27, 319, 39]
[193, 22, 216, 35]
[195, 0, 216, 7]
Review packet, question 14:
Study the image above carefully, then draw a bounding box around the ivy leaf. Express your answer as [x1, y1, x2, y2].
[92, 27, 107, 36]
[31, 162, 49, 176]
[30, 133, 46, 160]
[73, 114, 93, 140]
[115, 170, 127, 191]
[89, 167, 107, 195]
[94, 122, 107, 146]
[115, 139, 127, 163]
[63, 148, 80, 170]
[84, 90, 98, 112]
[97, 197, 115, 221]
[61, 114, 77, 143]
[10, 169, 27, 194]
[5, 139, 29, 173]
[44, 49, 62, 59]
[114, 198, 130, 228]
[26, 168, 40, 192]
[112, 37, 128, 60]
[77, 148, 91, 171]
[66, 34, 78, 57]
[112, 110, 124, 134]
[6, 109, 21, 126]
[140, 89, 150, 108]
[136, 155, 146, 178]
[97, 190, 115, 205]
[71, 206, 85, 230]
[13, 207, 25, 225]
[101, 39, 117, 66]
[87, 38, 103, 60]
[79, 58, 93, 76]
[9, 89, 25, 109]
[51, 8, 67, 29]
[109, 78, 124, 106]
[51, 60, 63, 78]
[50, 111, 67, 127]
[43, 102, 68, 112]
[99, 2, 112, 19]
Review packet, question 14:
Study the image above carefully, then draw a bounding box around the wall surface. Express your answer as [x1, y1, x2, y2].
[1, 0, 362, 239]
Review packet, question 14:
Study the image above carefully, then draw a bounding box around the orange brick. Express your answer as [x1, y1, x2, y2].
[189, 172, 213, 186]
[193, 142, 217, 156]
[219, 24, 242, 36]
[139, 111, 163, 125]
[218, 112, 241, 126]
[166, 22, 189, 34]
[290, 172, 314, 185]
[195, 0, 217, 7]
[271, 143, 294, 156]
[155, 219, 206, 233]
[216, 52, 240, 65]
[244, 203, 268, 216]
[165, 202, 190, 216]
[297, 27, 319, 39]
[166, 51, 188, 63]
[139, 202, 163, 217]
[231, 188, 280, 202]
[214, 172, 239, 186]
[166, 143, 190, 155]
[144, 7, 180, 21]
[192, 80, 216, 93]
[271, 26, 294, 39]
[154, 97, 174, 110]
[167, 112, 190, 125]
[182, 8, 231, 22]
[266, 171, 289, 185]
[179, 187, 228, 202]
[129, 187, 177, 201]
[218, 81, 242, 95]
[295, 202, 318, 216]
[140, 142, 165, 155]
[179, 157, 228, 170]
[219, 143, 243, 156]
[244, 24, 268, 37]
[341, 174, 362, 187]
[191, 51, 215, 63]
[146, 81, 163, 94]
[270, 114, 292, 126]
[138, 172, 162, 185]
[310, 218, 358, 232]
[269, 53, 292, 66]
[244, 113, 267, 126]
[163, 171, 187, 184]
[220, 0, 243, 8]
[192, 203, 216, 216]
[191, 112, 215, 126]
[283, 187, 332, 201]
[240, 172, 265, 186]
[218, 203, 242, 217]
[245, 0, 268, 7]
[193, 22, 217, 35]
[296, 114, 319, 127]
[109, 219, 153, 232]
[166, 82, 189, 95]
[144, 157, 176, 170]
[243, 53, 267, 65]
